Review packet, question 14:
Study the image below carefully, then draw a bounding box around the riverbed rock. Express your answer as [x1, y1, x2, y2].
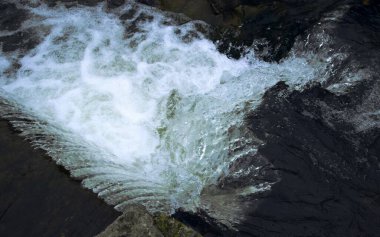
[238, 81, 380, 236]
[43, 0, 103, 7]
[0, 3, 37, 54]
[0, 3, 28, 31]
[0, 120, 120, 237]
[96, 204, 202, 237]
[174, 2, 380, 236]
[0, 2, 48, 76]
[107, 0, 125, 8]
[153, 214, 202, 237]
[138, 0, 359, 61]
[96, 205, 163, 237]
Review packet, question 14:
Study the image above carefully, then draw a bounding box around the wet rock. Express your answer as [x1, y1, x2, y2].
[293, 2, 380, 89]
[173, 209, 226, 237]
[138, 0, 358, 61]
[136, 0, 160, 7]
[234, 81, 380, 236]
[0, 3, 49, 76]
[174, 2, 380, 236]
[43, 0, 103, 7]
[0, 120, 120, 237]
[179, 81, 380, 236]
[0, 30, 40, 53]
[208, 0, 240, 14]
[96, 205, 163, 237]
[0, 2, 49, 77]
[137, 0, 224, 26]
[0, 3, 36, 54]
[222, 0, 352, 60]
[96, 205, 201, 237]
[153, 214, 202, 237]
[107, 0, 125, 8]
[0, 3, 28, 32]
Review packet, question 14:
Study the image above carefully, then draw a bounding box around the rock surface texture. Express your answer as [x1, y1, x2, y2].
[96, 205, 164, 237]
[171, 1, 380, 236]
[96, 205, 201, 237]
[0, 120, 120, 237]
[139, 0, 360, 60]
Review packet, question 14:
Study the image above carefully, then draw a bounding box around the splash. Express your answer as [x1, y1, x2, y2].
[0, 2, 317, 213]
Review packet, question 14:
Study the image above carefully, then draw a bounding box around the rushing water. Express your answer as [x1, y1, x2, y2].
[0, 2, 318, 213]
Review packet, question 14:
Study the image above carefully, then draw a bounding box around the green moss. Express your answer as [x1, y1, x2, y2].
[153, 214, 202, 237]
[166, 90, 181, 119]
[157, 126, 167, 139]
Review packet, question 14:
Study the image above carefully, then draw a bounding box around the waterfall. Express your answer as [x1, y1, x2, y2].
[0, 1, 318, 214]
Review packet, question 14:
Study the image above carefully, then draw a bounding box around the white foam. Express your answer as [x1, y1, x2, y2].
[0, 3, 317, 212]
[0, 55, 10, 75]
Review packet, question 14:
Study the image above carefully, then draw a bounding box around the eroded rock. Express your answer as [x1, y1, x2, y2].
[96, 205, 164, 237]
[173, 2, 380, 236]
[96, 205, 202, 237]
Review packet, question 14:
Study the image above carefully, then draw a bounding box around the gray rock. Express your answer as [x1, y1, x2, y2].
[96, 205, 164, 237]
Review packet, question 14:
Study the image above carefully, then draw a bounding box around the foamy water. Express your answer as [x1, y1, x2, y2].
[0, 2, 317, 213]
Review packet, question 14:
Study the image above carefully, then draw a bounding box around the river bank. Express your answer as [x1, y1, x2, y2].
[0, 119, 120, 236]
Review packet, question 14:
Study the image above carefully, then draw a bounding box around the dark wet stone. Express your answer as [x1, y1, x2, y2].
[96, 205, 163, 237]
[0, 3, 28, 32]
[0, 120, 120, 237]
[0, 30, 40, 53]
[138, 0, 225, 27]
[107, 0, 125, 8]
[173, 209, 225, 237]
[77, 0, 104, 6]
[137, 0, 161, 7]
[217, 150, 279, 190]
[179, 80, 380, 236]
[43, 0, 103, 7]
[174, 2, 380, 236]
[0, 3, 46, 58]
[153, 213, 202, 237]
[224, 0, 353, 61]
[96, 204, 201, 237]
[138, 0, 364, 61]
[208, 0, 240, 14]
[234, 81, 380, 236]
[120, 7, 138, 20]
[292, 2, 380, 89]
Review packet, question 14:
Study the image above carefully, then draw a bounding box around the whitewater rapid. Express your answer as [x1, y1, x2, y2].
[0, 2, 318, 213]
